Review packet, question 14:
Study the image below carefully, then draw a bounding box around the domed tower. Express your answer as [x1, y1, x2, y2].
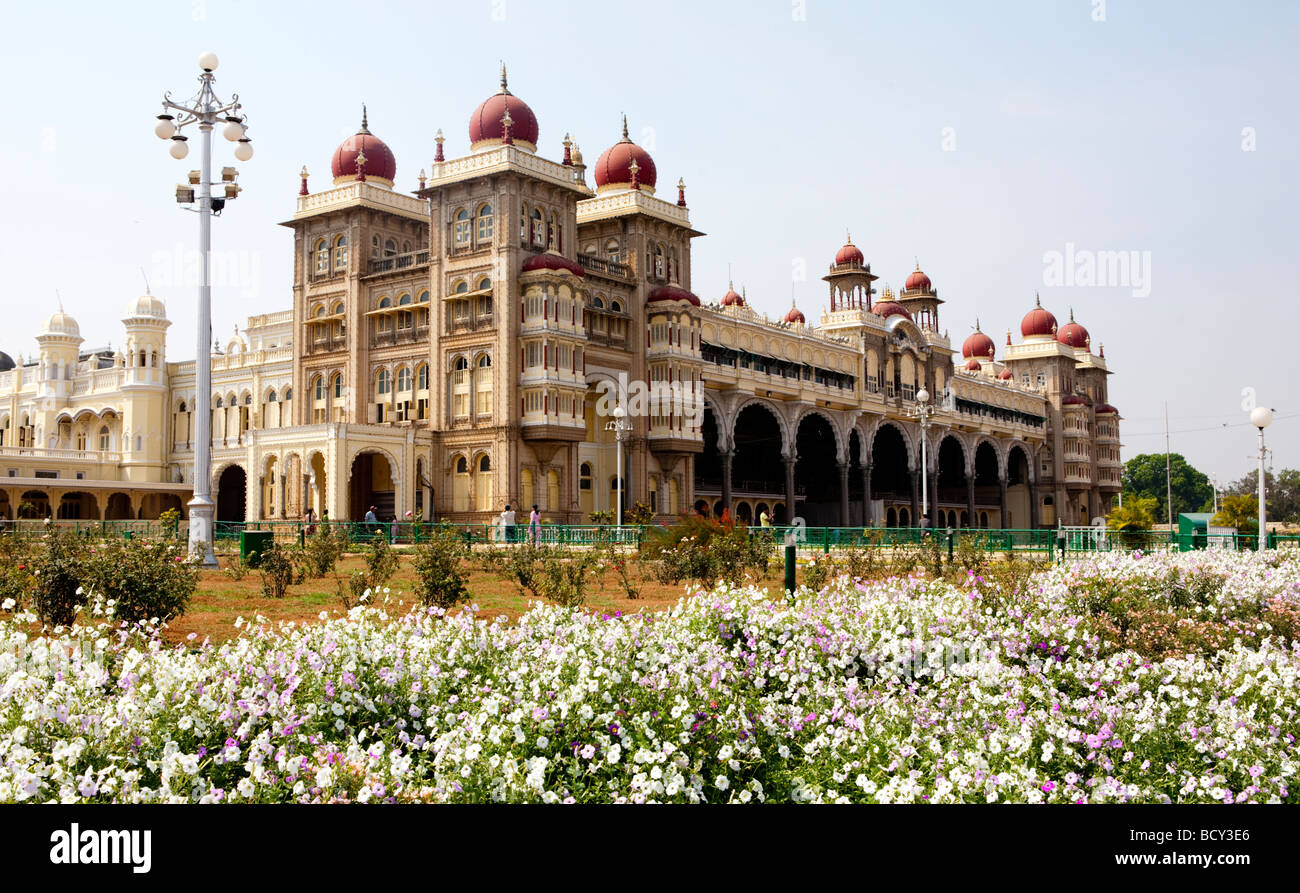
[35, 306, 83, 401]
[960, 320, 996, 364]
[821, 234, 877, 312]
[594, 116, 657, 195]
[332, 106, 398, 188]
[897, 261, 943, 332]
[468, 65, 540, 154]
[123, 292, 171, 387]
[120, 293, 171, 481]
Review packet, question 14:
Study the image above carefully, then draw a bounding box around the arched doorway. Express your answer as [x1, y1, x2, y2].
[1006, 445, 1032, 528]
[973, 442, 999, 528]
[794, 413, 838, 525]
[19, 491, 50, 519]
[350, 451, 396, 521]
[847, 429, 866, 525]
[56, 492, 99, 520]
[729, 402, 786, 522]
[936, 436, 966, 527]
[870, 424, 910, 525]
[216, 466, 247, 523]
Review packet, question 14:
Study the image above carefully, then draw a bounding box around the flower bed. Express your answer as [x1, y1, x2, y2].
[1, 550, 1296, 803]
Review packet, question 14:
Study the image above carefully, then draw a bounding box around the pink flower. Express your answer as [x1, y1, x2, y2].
[1041, 781, 1055, 793]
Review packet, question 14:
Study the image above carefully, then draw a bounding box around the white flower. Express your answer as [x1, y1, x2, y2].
[607, 744, 622, 764]
[715, 775, 730, 791]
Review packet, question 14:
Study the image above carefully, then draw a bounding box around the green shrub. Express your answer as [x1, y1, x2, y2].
[411, 524, 471, 610]
[481, 542, 600, 607]
[300, 527, 345, 578]
[362, 534, 400, 589]
[644, 515, 770, 586]
[32, 528, 88, 626]
[259, 542, 304, 599]
[80, 537, 198, 624]
[0, 535, 35, 611]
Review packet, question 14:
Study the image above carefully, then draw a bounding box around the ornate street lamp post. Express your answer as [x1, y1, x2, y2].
[1251, 406, 1273, 552]
[605, 405, 632, 537]
[908, 388, 934, 528]
[155, 51, 253, 565]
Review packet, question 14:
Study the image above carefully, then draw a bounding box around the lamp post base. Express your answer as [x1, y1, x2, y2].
[187, 497, 220, 567]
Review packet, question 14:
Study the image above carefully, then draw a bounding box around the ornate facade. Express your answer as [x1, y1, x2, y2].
[0, 72, 1121, 529]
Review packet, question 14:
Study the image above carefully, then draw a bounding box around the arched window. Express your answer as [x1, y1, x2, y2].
[520, 203, 528, 242]
[453, 455, 470, 513]
[396, 366, 412, 393]
[398, 293, 412, 306]
[605, 239, 620, 263]
[454, 280, 469, 294]
[402, 240, 411, 253]
[332, 373, 343, 400]
[478, 277, 492, 292]
[531, 208, 545, 246]
[215, 396, 224, 408]
[378, 296, 392, 309]
[417, 290, 430, 304]
[610, 300, 622, 313]
[476, 454, 493, 512]
[376, 368, 391, 396]
[384, 238, 397, 257]
[592, 296, 605, 310]
[451, 357, 470, 417]
[267, 389, 278, 403]
[416, 363, 428, 391]
[475, 354, 493, 416]
[284, 388, 292, 401]
[334, 302, 345, 315]
[454, 208, 471, 246]
[314, 239, 329, 274]
[547, 211, 560, 251]
[333, 235, 348, 270]
[314, 305, 327, 318]
[98, 426, 110, 451]
[654, 244, 665, 279]
[178, 401, 188, 413]
[579, 462, 592, 491]
[477, 203, 494, 242]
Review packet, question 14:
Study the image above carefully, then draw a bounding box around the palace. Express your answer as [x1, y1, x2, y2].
[0, 71, 1122, 530]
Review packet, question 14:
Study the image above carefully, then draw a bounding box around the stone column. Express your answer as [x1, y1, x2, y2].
[784, 452, 796, 522]
[998, 475, 1010, 528]
[966, 475, 976, 529]
[928, 466, 939, 525]
[862, 463, 873, 526]
[1030, 482, 1041, 528]
[720, 449, 733, 519]
[910, 468, 920, 526]
[838, 462, 850, 527]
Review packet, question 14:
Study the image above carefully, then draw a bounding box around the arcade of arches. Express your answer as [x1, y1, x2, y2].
[695, 403, 1042, 528]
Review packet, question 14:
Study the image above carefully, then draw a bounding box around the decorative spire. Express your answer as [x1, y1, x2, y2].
[1006, 329, 1012, 345]
[846, 229, 852, 244]
[974, 316, 981, 332]
[355, 149, 367, 181]
[621, 114, 630, 142]
[562, 133, 573, 165]
[1099, 342, 1105, 358]
[299, 165, 309, 196]
[360, 105, 370, 134]
[915, 257, 921, 271]
[501, 109, 513, 145]
[677, 178, 686, 206]
[434, 129, 445, 162]
[1035, 291, 1042, 307]
[500, 62, 510, 94]
[418, 168, 426, 189]
[628, 157, 640, 190]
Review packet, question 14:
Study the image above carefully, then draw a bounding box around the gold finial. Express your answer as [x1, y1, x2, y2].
[915, 257, 921, 272]
[360, 104, 369, 133]
[1035, 291, 1041, 307]
[975, 316, 981, 331]
[846, 229, 852, 244]
[500, 62, 509, 94]
[621, 114, 630, 141]
[1069, 307, 1075, 321]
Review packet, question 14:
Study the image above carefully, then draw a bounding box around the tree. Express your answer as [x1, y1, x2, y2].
[1212, 494, 1258, 534]
[1224, 468, 1300, 524]
[1107, 496, 1158, 549]
[1121, 453, 1213, 523]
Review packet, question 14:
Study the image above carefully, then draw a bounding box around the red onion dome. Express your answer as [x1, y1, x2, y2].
[961, 321, 996, 359]
[331, 108, 397, 186]
[1095, 403, 1119, 414]
[647, 285, 700, 306]
[1021, 294, 1058, 338]
[783, 301, 806, 324]
[721, 282, 744, 306]
[834, 235, 865, 267]
[1061, 394, 1090, 406]
[594, 116, 657, 194]
[998, 369, 1015, 381]
[964, 358, 983, 372]
[871, 301, 913, 321]
[469, 66, 539, 152]
[521, 251, 585, 277]
[903, 262, 932, 293]
[1056, 308, 1091, 349]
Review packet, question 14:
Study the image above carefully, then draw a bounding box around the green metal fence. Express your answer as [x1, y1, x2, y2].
[3, 517, 1297, 558]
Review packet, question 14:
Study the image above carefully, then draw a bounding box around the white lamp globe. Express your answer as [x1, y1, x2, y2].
[198, 51, 219, 72]
[1251, 406, 1274, 429]
[916, 388, 930, 404]
[222, 120, 245, 142]
[155, 117, 176, 140]
[612, 405, 626, 419]
[169, 137, 190, 159]
[233, 139, 253, 161]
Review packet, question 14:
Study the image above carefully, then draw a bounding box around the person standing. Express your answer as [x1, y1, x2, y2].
[365, 505, 378, 537]
[501, 504, 516, 544]
[759, 509, 771, 528]
[529, 505, 541, 544]
[304, 506, 317, 537]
